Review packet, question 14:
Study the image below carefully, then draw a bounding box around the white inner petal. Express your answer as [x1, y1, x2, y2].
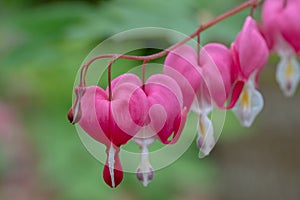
[232, 78, 264, 127]
[276, 55, 300, 97]
[197, 114, 215, 158]
[134, 126, 157, 142]
[141, 144, 151, 187]
[191, 96, 212, 115]
[134, 136, 154, 187]
[72, 99, 80, 123]
[134, 128, 155, 187]
[108, 144, 116, 188]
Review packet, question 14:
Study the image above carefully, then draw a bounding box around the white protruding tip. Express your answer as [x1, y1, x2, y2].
[232, 78, 264, 127]
[108, 145, 116, 188]
[197, 114, 215, 158]
[135, 138, 154, 187]
[276, 55, 300, 97]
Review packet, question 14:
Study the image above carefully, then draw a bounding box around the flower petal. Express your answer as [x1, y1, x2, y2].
[224, 80, 245, 109]
[146, 74, 183, 107]
[201, 43, 233, 108]
[145, 80, 182, 144]
[234, 16, 269, 79]
[106, 73, 143, 93]
[232, 77, 264, 127]
[277, 0, 300, 55]
[262, 0, 300, 55]
[108, 82, 148, 146]
[197, 114, 215, 158]
[78, 86, 110, 145]
[103, 146, 123, 188]
[134, 136, 155, 187]
[261, 0, 284, 50]
[276, 54, 300, 97]
[164, 45, 201, 109]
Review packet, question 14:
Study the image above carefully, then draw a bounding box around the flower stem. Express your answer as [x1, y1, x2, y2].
[80, 0, 260, 85]
[108, 58, 116, 101]
[250, 3, 256, 16]
[197, 33, 201, 66]
[142, 60, 147, 90]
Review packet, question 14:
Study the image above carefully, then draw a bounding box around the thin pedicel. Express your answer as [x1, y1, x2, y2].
[78, 0, 261, 92]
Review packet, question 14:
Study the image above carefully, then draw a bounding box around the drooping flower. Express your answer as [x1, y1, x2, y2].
[68, 77, 148, 188]
[164, 45, 202, 110]
[262, 0, 300, 97]
[195, 43, 234, 156]
[164, 43, 234, 156]
[110, 73, 187, 186]
[231, 16, 269, 127]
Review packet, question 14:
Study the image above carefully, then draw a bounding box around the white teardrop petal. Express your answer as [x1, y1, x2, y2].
[134, 129, 155, 187]
[276, 55, 300, 97]
[108, 144, 116, 188]
[197, 114, 215, 158]
[232, 80, 264, 127]
[135, 139, 154, 187]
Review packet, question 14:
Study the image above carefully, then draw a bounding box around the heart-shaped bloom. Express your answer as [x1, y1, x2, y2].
[195, 43, 234, 156]
[164, 45, 202, 110]
[110, 73, 187, 186]
[231, 16, 269, 127]
[164, 43, 234, 156]
[262, 0, 300, 97]
[68, 77, 148, 188]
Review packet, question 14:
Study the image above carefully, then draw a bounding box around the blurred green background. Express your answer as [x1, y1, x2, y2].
[0, 0, 299, 200]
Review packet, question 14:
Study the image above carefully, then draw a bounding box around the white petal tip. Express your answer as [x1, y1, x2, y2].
[108, 145, 116, 188]
[282, 86, 297, 98]
[240, 115, 254, 127]
[198, 150, 210, 158]
[142, 181, 149, 187]
[196, 115, 215, 158]
[242, 122, 252, 128]
[276, 55, 300, 98]
[136, 167, 154, 187]
[232, 79, 264, 128]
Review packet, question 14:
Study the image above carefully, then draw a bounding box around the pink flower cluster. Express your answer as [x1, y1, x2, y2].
[262, 0, 300, 97]
[68, 74, 187, 187]
[165, 16, 269, 156]
[68, 0, 300, 188]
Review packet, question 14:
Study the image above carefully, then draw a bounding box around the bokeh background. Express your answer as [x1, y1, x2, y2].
[0, 0, 299, 200]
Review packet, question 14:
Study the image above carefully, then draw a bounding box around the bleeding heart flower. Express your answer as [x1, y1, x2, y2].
[262, 0, 300, 97]
[195, 43, 234, 156]
[231, 16, 269, 127]
[164, 45, 202, 110]
[164, 43, 234, 156]
[110, 73, 187, 186]
[68, 76, 148, 188]
[198, 43, 234, 109]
